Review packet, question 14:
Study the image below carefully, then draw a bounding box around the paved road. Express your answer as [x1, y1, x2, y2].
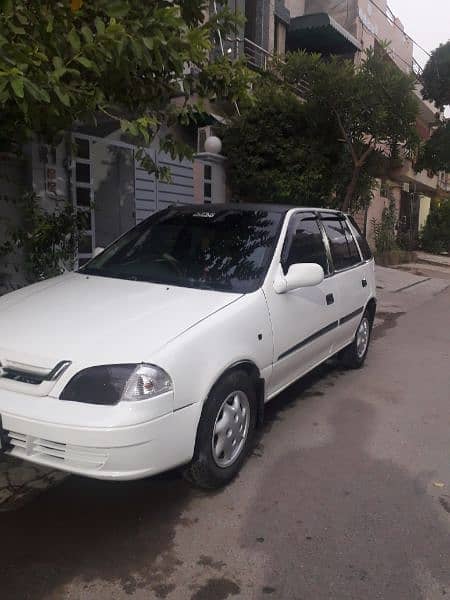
[1, 275, 449, 600]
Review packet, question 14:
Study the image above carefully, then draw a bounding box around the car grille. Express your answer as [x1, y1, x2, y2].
[7, 430, 109, 471]
[0, 360, 71, 385]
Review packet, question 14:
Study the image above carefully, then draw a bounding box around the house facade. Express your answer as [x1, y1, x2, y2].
[1, 0, 448, 295]
[0, 120, 229, 295]
[235, 0, 448, 246]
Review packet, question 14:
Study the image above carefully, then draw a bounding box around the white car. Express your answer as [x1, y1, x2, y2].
[0, 205, 376, 488]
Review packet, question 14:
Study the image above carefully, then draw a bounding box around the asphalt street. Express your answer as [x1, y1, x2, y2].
[1, 268, 449, 600]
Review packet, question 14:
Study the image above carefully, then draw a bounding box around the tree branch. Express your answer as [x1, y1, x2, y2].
[356, 137, 375, 167]
[334, 110, 358, 166]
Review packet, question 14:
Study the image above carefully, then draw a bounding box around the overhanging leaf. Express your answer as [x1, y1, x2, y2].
[143, 37, 154, 51]
[75, 56, 95, 70]
[54, 87, 71, 107]
[105, 1, 130, 18]
[10, 76, 24, 98]
[68, 28, 81, 52]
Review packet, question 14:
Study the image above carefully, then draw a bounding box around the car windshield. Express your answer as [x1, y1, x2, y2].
[80, 207, 282, 293]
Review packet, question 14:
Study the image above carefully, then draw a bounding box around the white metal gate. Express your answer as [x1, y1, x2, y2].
[134, 151, 195, 223]
[71, 134, 196, 264]
[71, 135, 96, 267]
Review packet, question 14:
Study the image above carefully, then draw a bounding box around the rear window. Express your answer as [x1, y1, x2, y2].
[348, 216, 373, 261]
[320, 213, 361, 270]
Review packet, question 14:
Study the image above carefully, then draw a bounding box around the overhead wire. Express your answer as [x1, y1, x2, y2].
[358, 18, 421, 78]
[367, 0, 432, 59]
[362, 1, 442, 90]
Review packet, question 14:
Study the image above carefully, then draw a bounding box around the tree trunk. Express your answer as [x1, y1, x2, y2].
[342, 165, 361, 213]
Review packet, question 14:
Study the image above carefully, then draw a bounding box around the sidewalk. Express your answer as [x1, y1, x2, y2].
[393, 252, 450, 282]
[374, 265, 449, 329]
[416, 251, 450, 268]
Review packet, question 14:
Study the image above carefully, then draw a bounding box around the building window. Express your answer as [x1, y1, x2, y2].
[204, 164, 212, 204]
[75, 137, 90, 160]
[76, 162, 91, 184]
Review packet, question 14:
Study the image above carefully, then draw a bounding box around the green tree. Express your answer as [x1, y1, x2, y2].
[280, 48, 419, 211]
[417, 42, 450, 176]
[0, 0, 250, 169]
[420, 199, 450, 254]
[421, 41, 450, 109]
[416, 119, 450, 175]
[222, 80, 345, 207]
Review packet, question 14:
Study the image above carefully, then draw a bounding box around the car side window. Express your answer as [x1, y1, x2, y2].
[320, 213, 361, 271]
[348, 216, 373, 260]
[282, 213, 329, 275]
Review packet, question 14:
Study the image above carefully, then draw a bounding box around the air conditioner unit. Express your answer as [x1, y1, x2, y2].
[197, 126, 220, 153]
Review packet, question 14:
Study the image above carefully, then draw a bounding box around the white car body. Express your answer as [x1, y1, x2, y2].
[0, 206, 376, 480]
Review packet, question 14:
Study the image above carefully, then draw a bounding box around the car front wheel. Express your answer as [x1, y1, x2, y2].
[184, 370, 256, 489]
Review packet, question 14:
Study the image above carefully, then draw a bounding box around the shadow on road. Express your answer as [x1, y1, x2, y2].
[0, 467, 198, 599]
[4, 346, 447, 600]
[242, 395, 450, 600]
[0, 360, 343, 600]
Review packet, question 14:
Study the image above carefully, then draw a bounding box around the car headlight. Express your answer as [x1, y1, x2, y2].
[60, 363, 173, 405]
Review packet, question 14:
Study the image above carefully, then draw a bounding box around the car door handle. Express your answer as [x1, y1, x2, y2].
[326, 293, 334, 305]
[362, 278, 368, 288]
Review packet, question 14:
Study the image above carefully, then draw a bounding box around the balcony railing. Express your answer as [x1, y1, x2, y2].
[224, 36, 309, 97]
[243, 38, 273, 71]
[225, 37, 273, 71]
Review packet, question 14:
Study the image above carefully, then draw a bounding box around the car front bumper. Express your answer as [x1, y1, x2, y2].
[0, 390, 200, 480]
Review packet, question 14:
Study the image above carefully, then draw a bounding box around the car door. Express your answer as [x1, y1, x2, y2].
[264, 211, 340, 398]
[319, 212, 368, 350]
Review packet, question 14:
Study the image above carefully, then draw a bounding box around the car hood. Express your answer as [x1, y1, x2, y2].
[0, 272, 242, 369]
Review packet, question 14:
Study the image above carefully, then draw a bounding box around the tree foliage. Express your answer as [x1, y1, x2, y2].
[416, 119, 450, 175]
[421, 41, 450, 109]
[222, 80, 345, 207]
[420, 199, 450, 255]
[371, 195, 398, 255]
[280, 48, 419, 211]
[224, 49, 418, 212]
[0, 0, 250, 166]
[0, 192, 78, 282]
[418, 42, 450, 176]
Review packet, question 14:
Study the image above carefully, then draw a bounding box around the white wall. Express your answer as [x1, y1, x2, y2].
[284, 0, 306, 18]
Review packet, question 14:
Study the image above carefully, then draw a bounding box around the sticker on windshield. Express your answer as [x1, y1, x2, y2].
[193, 211, 215, 218]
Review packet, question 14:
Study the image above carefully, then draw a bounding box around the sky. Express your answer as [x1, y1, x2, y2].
[387, 0, 450, 66]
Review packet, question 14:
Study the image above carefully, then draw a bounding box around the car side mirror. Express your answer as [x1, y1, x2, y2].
[93, 246, 105, 258]
[274, 263, 325, 294]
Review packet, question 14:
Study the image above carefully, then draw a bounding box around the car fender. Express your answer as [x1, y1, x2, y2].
[151, 289, 273, 416]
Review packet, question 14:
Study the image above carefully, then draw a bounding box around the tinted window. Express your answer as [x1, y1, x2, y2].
[81, 208, 281, 293]
[282, 213, 329, 274]
[341, 219, 361, 260]
[320, 214, 361, 270]
[348, 216, 373, 260]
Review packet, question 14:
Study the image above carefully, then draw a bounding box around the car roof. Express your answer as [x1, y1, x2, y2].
[167, 203, 343, 215]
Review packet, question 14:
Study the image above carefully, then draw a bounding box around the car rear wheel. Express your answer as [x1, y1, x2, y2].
[184, 370, 256, 489]
[339, 310, 372, 369]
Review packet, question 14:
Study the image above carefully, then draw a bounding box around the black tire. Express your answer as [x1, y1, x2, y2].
[339, 310, 372, 369]
[184, 370, 257, 489]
